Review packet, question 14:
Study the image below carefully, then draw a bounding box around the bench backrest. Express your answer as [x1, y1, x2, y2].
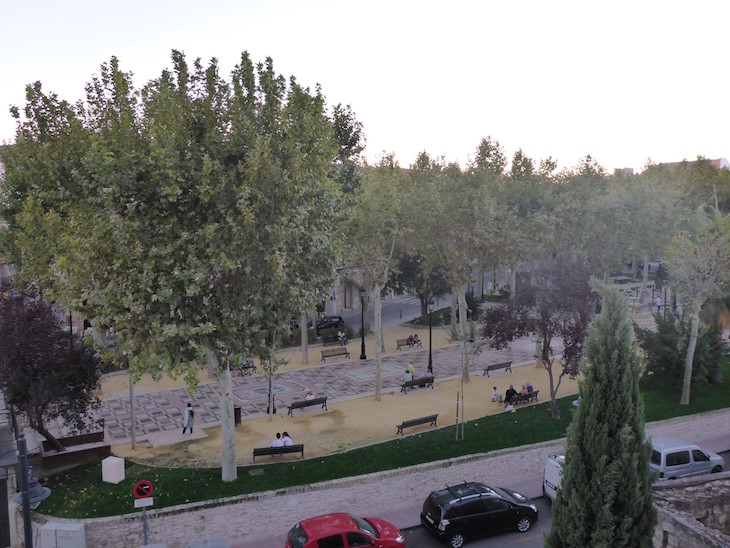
[291, 397, 326, 408]
[253, 444, 304, 455]
[322, 347, 347, 356]
[402, 414, 437, 427]
[488, 361, 512, 369]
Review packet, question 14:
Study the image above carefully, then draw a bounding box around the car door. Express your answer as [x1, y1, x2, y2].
[665, 450, 692, 478]
[482, 497, 514, 534]
[450, 499, 489, 538]
[691, 449, 713, 476]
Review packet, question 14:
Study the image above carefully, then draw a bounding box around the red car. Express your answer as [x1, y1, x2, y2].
[285, 512, 406, 548]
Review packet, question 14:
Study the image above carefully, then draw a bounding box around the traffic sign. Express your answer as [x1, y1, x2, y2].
[133, 480, 153, 499]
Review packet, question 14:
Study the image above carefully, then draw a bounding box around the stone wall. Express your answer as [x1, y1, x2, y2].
[652, 472, 730, 548]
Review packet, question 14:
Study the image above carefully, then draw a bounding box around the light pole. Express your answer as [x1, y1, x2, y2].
[359, 287, 367, 360]
[428, 298, 434, 371]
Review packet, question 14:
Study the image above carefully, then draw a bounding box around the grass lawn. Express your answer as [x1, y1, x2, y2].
[40, 366, 730, 519]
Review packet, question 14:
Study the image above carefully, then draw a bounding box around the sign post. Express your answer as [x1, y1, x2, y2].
[133, 480, 154, 545]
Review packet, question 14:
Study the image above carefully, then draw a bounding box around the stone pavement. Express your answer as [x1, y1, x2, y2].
[98, 336, 539, 447]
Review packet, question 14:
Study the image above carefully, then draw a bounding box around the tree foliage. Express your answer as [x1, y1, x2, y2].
[482, 253, 592, 419]
[0, 290, 102, 451]
[547, 287, 656, 547]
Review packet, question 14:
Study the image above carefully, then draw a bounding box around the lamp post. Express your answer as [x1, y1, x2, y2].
[428, 298, 434, 371]
[359, 287, 367, 360]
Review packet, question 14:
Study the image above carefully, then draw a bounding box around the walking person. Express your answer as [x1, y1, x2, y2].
[182, 402, 195, 435]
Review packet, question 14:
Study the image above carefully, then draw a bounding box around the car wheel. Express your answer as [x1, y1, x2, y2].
[712, 465, 723, 473]
[448, 531, 465, 548]
[516, 516, 532, 533]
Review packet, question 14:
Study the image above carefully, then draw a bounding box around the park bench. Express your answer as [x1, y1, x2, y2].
[396, 338, 423, 350]
[401, 377, 434, 393]
[321, 347, 350, 362]
[396, 414, 438, 436]
[482, 361, 513, 377]
[230, 358, 255, 376]
[252, 444, 305, 463]
[511, 390, 540, 405]
[287, 396, 328, 416]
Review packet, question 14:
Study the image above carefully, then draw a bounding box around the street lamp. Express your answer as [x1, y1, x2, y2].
[428, 298, 434, 371]
[359, 287, 367, 360]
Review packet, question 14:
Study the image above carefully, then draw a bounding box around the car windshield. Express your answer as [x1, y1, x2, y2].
[350, 515, 378, 538]
[287, 523, 308, 548]
[492, 486, 522, 503]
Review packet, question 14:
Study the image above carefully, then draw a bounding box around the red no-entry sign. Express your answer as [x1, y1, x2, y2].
[133, 480, 153, 499]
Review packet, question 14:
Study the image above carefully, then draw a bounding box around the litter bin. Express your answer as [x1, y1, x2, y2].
[234, 406, 241, 426]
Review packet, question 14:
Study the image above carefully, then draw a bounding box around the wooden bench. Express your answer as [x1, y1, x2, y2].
[401, 377, 434, 393]
[252, 444, 304, 463]
[288, 396, 328, 416]
[396, 414, 438, 436]
[482, 361, 513, 377]
[321, 347, 350, 362]
[230, 358, 255, 376]
[511, 390, 539, 405]
[396, 338, 423, 350]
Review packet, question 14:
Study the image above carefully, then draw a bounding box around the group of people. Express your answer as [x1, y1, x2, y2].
[406, 333, 421, 348]
[403, 361, 433, 391]
[271, 431, 294, 447]
[492, 381, 533, 409]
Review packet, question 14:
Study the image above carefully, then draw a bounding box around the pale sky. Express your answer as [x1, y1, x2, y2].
[1, 0, 728, 172]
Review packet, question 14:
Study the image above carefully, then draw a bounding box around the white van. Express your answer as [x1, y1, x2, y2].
[650, 436, 724, 481]
[542, 453, 564, 502]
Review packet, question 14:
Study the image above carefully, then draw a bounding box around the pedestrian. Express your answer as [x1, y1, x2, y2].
[407, 361, 415, 378]
[655, 295, 662, 314]
[282, 432, 293, 446]
[271, 432, 284, 447]
[182, 403, 195, 435]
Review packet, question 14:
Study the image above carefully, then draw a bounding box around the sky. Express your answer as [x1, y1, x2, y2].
[1, 0, 728, 173]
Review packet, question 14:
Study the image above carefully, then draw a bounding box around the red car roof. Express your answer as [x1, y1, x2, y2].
[299, 513, 358, 538]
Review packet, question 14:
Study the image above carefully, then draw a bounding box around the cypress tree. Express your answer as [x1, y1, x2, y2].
[546, 287, 656, 547]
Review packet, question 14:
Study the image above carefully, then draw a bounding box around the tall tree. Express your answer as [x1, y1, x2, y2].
[483, 253, 592, 419]
[346, 154, 406, 399]
[2, 52, 342, 481]
[0, 291, 102, 451]
[664, 213, 730, 405]
[546, 286, 656, 547]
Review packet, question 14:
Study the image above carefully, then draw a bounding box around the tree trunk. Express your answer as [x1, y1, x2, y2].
[509, 263, 517, 300]
[35, 410, 66, 452]
[300, 311, 309, 365]
[450, 296, 458, 339]
[639, 251, 649, 304]
[207, 345, 237, 482]
[680, 303, 701, 405]
[457, 283, 470, 383]
[540, 338, 561, 419]
[374, 284, 383, 401]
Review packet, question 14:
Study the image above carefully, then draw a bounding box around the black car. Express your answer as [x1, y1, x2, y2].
[316, 315, 345, 332]
[420, 481, 537, 548]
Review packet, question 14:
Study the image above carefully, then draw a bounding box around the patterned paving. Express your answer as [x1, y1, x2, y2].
[97, 334, 561, 446]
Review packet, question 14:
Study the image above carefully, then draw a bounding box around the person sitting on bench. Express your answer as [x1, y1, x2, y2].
[424, 365, 433, 379]
[526, 380, 534, 393]
[504, 384, 518, 405]
[282, 432, 293, 446]
[412, 333, 421, 346]
[271, 433, 284, 448]
[304, 391, 316, 401]
[337, 330, 347, 345]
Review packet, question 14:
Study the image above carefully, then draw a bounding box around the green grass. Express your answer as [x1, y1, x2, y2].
[40, 367, 730, 519]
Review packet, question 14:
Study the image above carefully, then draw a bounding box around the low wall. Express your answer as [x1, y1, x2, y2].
[652, 472, 730, 548]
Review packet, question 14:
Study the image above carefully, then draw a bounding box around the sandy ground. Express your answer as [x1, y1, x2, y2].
[102, 324, 578, 468]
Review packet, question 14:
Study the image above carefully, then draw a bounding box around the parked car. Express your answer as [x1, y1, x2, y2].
[420, 481, 537, 548]
[649, 436, 724, 481]
[285, 512, 405, 548]
[542, 453, 565, 502]
[316, 315, 345, 332]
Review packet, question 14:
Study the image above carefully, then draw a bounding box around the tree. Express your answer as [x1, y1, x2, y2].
[546, 286, 656, 547]
[663, 214, 730, 405]
[2, 52, 342, 482]
[0, 290, 102, 452]
[346, 154, 406, 400]
[482, 253, 592, 419]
